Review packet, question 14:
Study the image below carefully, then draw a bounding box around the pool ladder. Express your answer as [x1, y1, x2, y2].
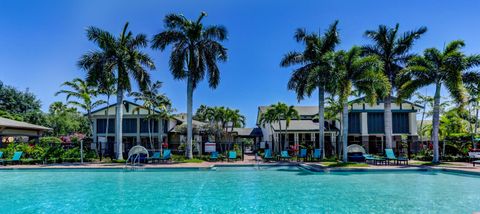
[124, 154, 145, 171]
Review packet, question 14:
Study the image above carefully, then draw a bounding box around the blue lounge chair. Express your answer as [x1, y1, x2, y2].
[5, 151, 22, 165]
[363, 154, 386, 165]
[263, 149, 273, 162]
[0, 151, 4, 165]
[385, 149, 408, 165]
[210, 151, 219, 161]
[147, 152, 161, 163]
[297, 149, 307, 162]
[280, 151, 291, 161]
[313, 149, 322, 161]
[228, 151, 237, 162]
[160, 149, 172, 163]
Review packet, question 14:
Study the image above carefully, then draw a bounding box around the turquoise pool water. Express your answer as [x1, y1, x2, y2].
[0, 166, 479, 213]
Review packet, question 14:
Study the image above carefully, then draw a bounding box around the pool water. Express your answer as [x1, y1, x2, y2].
[0, 166, 479, 213]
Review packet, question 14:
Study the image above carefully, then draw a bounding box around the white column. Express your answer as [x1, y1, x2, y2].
[136, 118, 141, 145]
[361, 112, 368, 135]
[409, 112, 417, 135]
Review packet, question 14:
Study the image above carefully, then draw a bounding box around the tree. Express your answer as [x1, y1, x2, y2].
[259, 106, 282, 152]
[45, 102, 90, 136]
[258, 102, 299, 152]
[414, 92, 434, 142]
[0, 81, 45, 124]
[79, 22, 155, 160]
[334, 47, 390, 162]
[398, 40, 480, 162]
[463, 71, 480, 149]
[363, 24, 427, 150]
[55, 78, 105, 137]
[280, 21, 340, 159]
[151, 12, 228, 159]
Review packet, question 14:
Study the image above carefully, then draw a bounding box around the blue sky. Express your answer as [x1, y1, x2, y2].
[1, 0, 479, 127]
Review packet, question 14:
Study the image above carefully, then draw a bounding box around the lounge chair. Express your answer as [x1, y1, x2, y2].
[147, 152, 161, 163]
[160, 149, 172, 163]
[210, 151, 219, 161]
[5, 151, 23, 165]
[385, 149, 408, 165]
[297, 149, 307, 162]
[280, 151, 291, 161]
[312, 149, 322, 161]
[0, 151, 4, 165]
[473, 160, 480, 167]
[363, 154, 386, 165]
[263, 149, 273, 162]
[228, 151, 237, 162]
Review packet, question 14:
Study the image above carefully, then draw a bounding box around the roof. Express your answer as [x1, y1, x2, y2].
[232, 127, 263, 137]
[349, 96, 424, 108]
[266, 120, 339, 132]
[258, 106, 319, 116]
[0, 117, 51, 131]
[90, 100, 161, 115]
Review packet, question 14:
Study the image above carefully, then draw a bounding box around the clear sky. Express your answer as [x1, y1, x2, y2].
[1, 0, 479, 127]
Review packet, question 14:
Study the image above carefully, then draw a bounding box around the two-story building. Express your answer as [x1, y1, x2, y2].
[256, 97, 422, 155]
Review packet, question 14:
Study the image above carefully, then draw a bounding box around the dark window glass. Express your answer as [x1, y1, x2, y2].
[96, 119, 115, 133]
[367, 112, 384, 134]
[348, 113, 361, 133]
[123, 118, 137, 133]
[393, 112, 409, 133]
[140, 119, 159, 133]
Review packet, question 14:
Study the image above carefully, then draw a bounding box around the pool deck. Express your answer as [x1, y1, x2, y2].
[1, 156, 480, 175]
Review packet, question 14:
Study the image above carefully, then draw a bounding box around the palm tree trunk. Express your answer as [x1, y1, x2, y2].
[278, 122, 282, 153]
[102, 95, 110, 161]
[115, 89, 124, 160]
[474, 103, 479, 149]
[186, 75, 194, 159]
[342, 103, 349, 162]
[318, 85, 325, 159]
[432, 83, 441, 163]
[384, 93, 393, 150]
[419, 103, 426, 142]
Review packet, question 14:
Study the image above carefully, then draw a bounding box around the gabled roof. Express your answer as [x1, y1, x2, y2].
[232, 127, 263, 137]
[265, 120, 339, 132]
[258, 106, 319, 116]
[349, 96, 424, 108]
[0, 117, 51, 131]
[90, 100, 161, 115]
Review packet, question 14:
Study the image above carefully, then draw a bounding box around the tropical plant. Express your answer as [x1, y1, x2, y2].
[259, 102, 299, 152]
[55, 78, 105, 135]
[78, 22, 155, 160]
[44, 102, 90, 136]
[398, 40, 480, 162]
[363, 24, 427, 150]
[151, 12, 228, 159]
[333, 47, 391, 162]
[280, 21, 340, 159]
[413, 92, 434, 142]
[463, 71, 480, 149]
[0, 81, 45, 124]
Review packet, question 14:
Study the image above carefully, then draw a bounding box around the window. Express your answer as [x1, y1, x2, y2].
[367, 112, 384, 134]
[122, 118, 137, 133]
[393, 112, 409, 133]
[96, 119, 115, 133]
[348, 113, 361, 133]
[140, 119, 159, 133]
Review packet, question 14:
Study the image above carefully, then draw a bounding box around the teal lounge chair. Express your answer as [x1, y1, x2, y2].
[147, 152, 161, 163]
[263, 149, 273, 162]
[210, 151, 219, 161]
[160, 149, 172, 163]
[228, 151, 237, 162]
[313, 149, 322, 161]
[363, 154, 386, 165]
[0, 151, 4, 165]
[297, 149, 307, 162]
[280, 151, 291, 161]
[385, 149, 408, 165]
[5, 151, 22, 165]
[473, 160, 480, 167]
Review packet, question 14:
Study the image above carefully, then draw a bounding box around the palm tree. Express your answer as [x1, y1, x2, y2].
[259, 106, 282, 152]
[463, 71, 480, 149]
[334, 47, 391, 162]
[414, 92, 434, 143]
[280, 21, 340, 159]
[363, 24, 427, 150]
[78, 22, 155, 160]
[151, 12, 228, 159]
[55, 78, 105, 136]
[283, 105, 300, 150]
[398, 40, 480, 163]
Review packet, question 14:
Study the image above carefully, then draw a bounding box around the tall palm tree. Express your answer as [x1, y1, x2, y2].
[334, 47, 391, 162]
[398, 40, 480, 162]
[280, 21, 340, 159]
[363, 24, 427, 150]
[55, 78, 105, 136]
[259, 106, 282, 152]
[78, 22, 155, 160]
[151, 12, 228, 159]
[283, 105, 300, 150]
[463, 71, 480, 149]
[414, 92, 434, 143]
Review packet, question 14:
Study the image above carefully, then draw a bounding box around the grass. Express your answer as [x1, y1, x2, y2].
[410, 161, 462, 167]
[179, 158, 204, 163]
[322, 161, 369, 168]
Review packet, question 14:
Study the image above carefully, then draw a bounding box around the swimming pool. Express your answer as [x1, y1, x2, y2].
[0, 166, 479, 213]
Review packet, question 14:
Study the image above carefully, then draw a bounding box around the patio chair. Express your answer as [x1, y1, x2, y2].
[363, 154, 386, 165]
[313, 149, 322, 161]
[160, 149, 172, 163]
[473, 160, 480, 167]
[5, 151, 23, 165]
[263, 149, 273, 162]
[210, 151, 219, 162]
[228, 151, 237, 162]
[280, 151, 291, 161]
[385, 149, 408, 165]
[147, 152, 161, 163]
[297, 149, 307, 162]
[0, 151, 4, 165]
